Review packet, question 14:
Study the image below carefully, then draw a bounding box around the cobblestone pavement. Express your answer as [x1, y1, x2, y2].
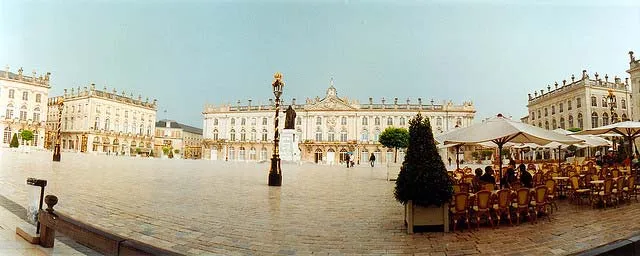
[2, 149, 640, 255]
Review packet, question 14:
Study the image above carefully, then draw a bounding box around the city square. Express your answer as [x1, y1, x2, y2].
[1, 149, 640, 255]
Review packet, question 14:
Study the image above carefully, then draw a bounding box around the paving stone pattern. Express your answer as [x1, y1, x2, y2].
[1, 149, 640, 255]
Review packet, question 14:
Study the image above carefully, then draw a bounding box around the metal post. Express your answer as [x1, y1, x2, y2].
[52, 98, 63, 162]
[269, 73, 284, 186]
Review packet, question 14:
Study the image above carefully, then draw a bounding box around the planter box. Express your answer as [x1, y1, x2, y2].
[404, 200, 449, 233]
[387, 163, 402, 181]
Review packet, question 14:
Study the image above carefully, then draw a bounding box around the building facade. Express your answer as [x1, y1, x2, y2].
[153, 120, 203, 159]
[526, 69, 631, 131]
[629, 51, 640, 121]
[202, 80, 476, 164]
[46, 84, 157, 155]
[1, 66, 51, 148]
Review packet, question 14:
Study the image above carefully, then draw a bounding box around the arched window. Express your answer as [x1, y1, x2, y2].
[249, 147, 256, 160]
[240, 129, 246, 141]
[315, 127, 323, 141]
[551, 106, 555, 115]
[387, 117, 393, 125]
[213, 129, 219, 140]
[213, 118, 218, 125]
[544, 108, 548, 116]
[146, 125, 151, 136]
[568, 115, 574, 128]
[552, 118, 557, 129]
[544, 121, 549, 130]
[559, 103, 563, 113]
[94, 117, 100, 130]
[531, 112, 535, 121]
[261, 129, 268, 141]
[538, 122, 542, 128]
[362, 117, 368, 125]
[612, 113, 619, 123]
[139, 124, 143, 135]
[228, 147, 235, 161]
[361, 129, 369, 141]
[316, 117, 322, 125]
[374, 128, 381, 141]
[622, 99, 627, 109]
[104, 118, 110, 131]
[260, 147, 268, 161]
[456, 118, 462, 127]
[602, 98, 608, 108]
[123, 121, 128, 133]
[559, 117, 565, 129]
[437, 117, 442, 126]
[3, 127, 11, 143]
[578, 113, 584, 129]
[230, 129, 236, 141]
[567, 100, 572, 110]
[239, 147, 246, 160]
[5, 104, 14, 119]
[374, 117, 380, 125]
[341, 117, 347, 125]
[19, 105, 27, 120]
[591, 96, 597, 107]
[33, 107, 41, 122]
[340, 129, 347, 142]
[591, 112, 598, 128]
[399, 117, 406, 126]
[251, 129, 257, 141]
[602, 112, 609, 126]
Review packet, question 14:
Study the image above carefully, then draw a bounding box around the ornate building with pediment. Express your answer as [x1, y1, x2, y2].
[202, 79, 476, 164]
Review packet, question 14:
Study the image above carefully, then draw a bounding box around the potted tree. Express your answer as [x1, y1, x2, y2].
[9, 133, 19, 148]
[395, 113, 453, 233]
[162, 146, 171, 159]
[19, 130, 34, 153]
[174, 149, 181, 159]
[379, 127, 409, 181]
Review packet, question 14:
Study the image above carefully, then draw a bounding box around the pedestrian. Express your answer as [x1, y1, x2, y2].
[369, 153, 376, 167]
[448, 157, 452, 166]
[346, 153, 350, 168]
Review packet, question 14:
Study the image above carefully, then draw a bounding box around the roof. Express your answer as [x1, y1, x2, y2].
[155, 119, 203, 135]
[0, 71, 19, 80]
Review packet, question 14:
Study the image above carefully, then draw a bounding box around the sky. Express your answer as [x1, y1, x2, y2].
[1, 0, 639, 127]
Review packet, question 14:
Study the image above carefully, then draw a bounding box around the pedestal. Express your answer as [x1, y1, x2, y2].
[279, 129, 300, 162]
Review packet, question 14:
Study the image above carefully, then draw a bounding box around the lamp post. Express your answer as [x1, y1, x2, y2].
[52, 97, 64, 162]
[268, 72, 284, 186]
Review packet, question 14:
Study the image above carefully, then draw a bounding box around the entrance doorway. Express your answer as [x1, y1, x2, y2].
[314, 149, 323, 163]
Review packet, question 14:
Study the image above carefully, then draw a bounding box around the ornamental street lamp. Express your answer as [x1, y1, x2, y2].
[52, 97, 64, 162]
[268, 72, 284, 186]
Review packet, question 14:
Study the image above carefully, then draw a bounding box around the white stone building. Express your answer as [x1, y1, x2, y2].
[526, 69, 631, 131]
[46, 84, 157, 155]
[202, 79, 476, 164]
[628, 51, 640, 121]
[153, 120, 203, 159]
[1, 66, 51, 148]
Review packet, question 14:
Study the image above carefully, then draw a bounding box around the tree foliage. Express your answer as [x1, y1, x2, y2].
[567, 127, 582, 133]
[20, 130, 34, 142]
[9, 133, 19, 148]
[379, 127, 409, 163]
[395, 113, 453, 207]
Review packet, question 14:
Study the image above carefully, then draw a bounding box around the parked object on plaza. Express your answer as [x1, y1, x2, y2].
[10, 133, 19, 148]
[576, 121, 640, 162]
[439, 114, 582, 186]
[16, 178, 47, 245]
[395, 113, 452, 233]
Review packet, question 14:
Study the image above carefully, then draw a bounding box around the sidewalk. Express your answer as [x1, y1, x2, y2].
[0, 202, 92, 255]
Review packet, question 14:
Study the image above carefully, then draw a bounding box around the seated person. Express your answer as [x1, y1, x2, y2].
[519, 164, 533, 188]
[501, 168, 517, 188]
[480, 166, 496, 185]
[472, 168, 483, 191]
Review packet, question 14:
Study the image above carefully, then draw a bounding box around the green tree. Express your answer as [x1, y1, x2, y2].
[379, 127, 409, 163]
[395, 113, 453, 207]
[174, 149, 180, 154]
[20, 130, 34, 145]
[567, 127, 582, 133]
[9, 133, 19, 148]
[162, 146, 171, 156]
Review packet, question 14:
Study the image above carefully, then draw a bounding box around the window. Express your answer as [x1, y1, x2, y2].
[559, 117, 565, 129]
[591, 96, 597, 107]
[123, 121, 128, 133]
[105, 118, 110, 131]
[19, 106, 27, 120]
[578, 113, 583, 129]
[361, 129, 369, 141]
[387, 117, 393, 125]
[374, 117, 380, 125]
[567, 100, 572, 110]
[316, 117, 322, 125]
[5, 104, 13, 119]
[64, 118, 68, 130]
[214, 118, 219, 125]
[8, 89, 14, 99]
[340, 130, 347, 142]
[568, 115, 574, 128]
[544, 108, 548, 117]
[612, 113, 619, 123]
[591, 112, 598, 128]
[602, 112, 609, 126]
[531, 112, 535, 121]
[251, 118, 256, 126]
[399, 117, 405, 126]
[240, 129, 246, 141]
[576, 97, 581, 108]
[260, 148, 268, 161]
[559, 103, 563, 113]
[33, 112, 40, 122]
[230, 129, 236, 141]
[601, 98, 607, 108]
[362, 117, 368, 125]
[22, 91, 28, 100]
[213, 129, 219, 140]
[297, 117, 302, 125]
[35, 94, 41, 103]
[70, 117, 74, 129]
[315, 127, 323, 141]
[537, 110, 541, 119]
[623, 114, 629, 121]
[622, 99, 627, 109]
[230, 118, 235, 125]
[262, 117, 267, 125]
[551, 106, 555, 115]
[241, 118, 246, 126]
[262, 129, 268, 141]
[125, 111, 128, 118]
[342, 117, 347, 125]
[251, 129, 256, 141]
[328, 129, 335, 141]
[3, 127, 11, 143]
[552, 119, 557, 129]
[374, 129, 381, 141]
[544, 121, 549, 130]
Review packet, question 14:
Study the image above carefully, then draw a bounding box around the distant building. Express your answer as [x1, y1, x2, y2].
[1, 66, 51, 148]
[154, 120, 203, 159]
[526, 69, 631, 131]
[628, 51, 640, 121]
[202, 79, 476, 164]
[520, 115, 529, 124]
[46, 84, 157, 155]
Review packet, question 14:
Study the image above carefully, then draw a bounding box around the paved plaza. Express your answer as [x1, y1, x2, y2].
[1, 149, 640, 255]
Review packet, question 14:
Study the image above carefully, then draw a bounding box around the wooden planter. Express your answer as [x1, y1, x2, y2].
[404, 200, 449, 233]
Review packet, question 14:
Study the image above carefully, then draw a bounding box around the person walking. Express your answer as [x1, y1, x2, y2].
[346, 153, 351, 168]
[369, 153, 376, 167]
[448, 157, 452, 166]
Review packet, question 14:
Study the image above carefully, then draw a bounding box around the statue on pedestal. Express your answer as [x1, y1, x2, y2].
[284, 105, 296, 129]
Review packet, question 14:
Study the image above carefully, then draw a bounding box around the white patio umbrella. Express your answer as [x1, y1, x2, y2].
[576, 121, 640, 159]
[439, 114, 582, 184]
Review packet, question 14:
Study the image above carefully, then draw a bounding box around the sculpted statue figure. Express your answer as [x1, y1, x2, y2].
[284, 105, 296, 130]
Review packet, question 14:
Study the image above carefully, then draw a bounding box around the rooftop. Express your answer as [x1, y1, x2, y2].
[155, 119, 203, 135]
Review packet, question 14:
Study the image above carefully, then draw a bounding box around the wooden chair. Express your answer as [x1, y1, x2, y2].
[472, 190, 493, 229]
[449, 192, 471, 232]
[512, 188, 533, 225]
[463, 167, 473, 175]
[462, 175, 475, 186]
[568, 175, 590, 205]
[544, 179, 558, 213]
[624, 176, 638, 202]
[453, 184, 462, 193]
[612, 169, 621, 178]
[533, 173, 544, 186]
[594, 178, 615, 209]
[530, 186, 550, 223]
[481, 183, 495, 191]
[493, 189, 512, 227]
[612, 177, 626, 206]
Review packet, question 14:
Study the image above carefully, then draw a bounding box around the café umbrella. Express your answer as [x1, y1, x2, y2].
[439, 114, 582, 187]
[575, 121, 640, 160]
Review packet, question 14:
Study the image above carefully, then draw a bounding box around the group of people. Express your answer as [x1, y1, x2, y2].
[471, 163, 533, 191]
[344, 153, 377, 168]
